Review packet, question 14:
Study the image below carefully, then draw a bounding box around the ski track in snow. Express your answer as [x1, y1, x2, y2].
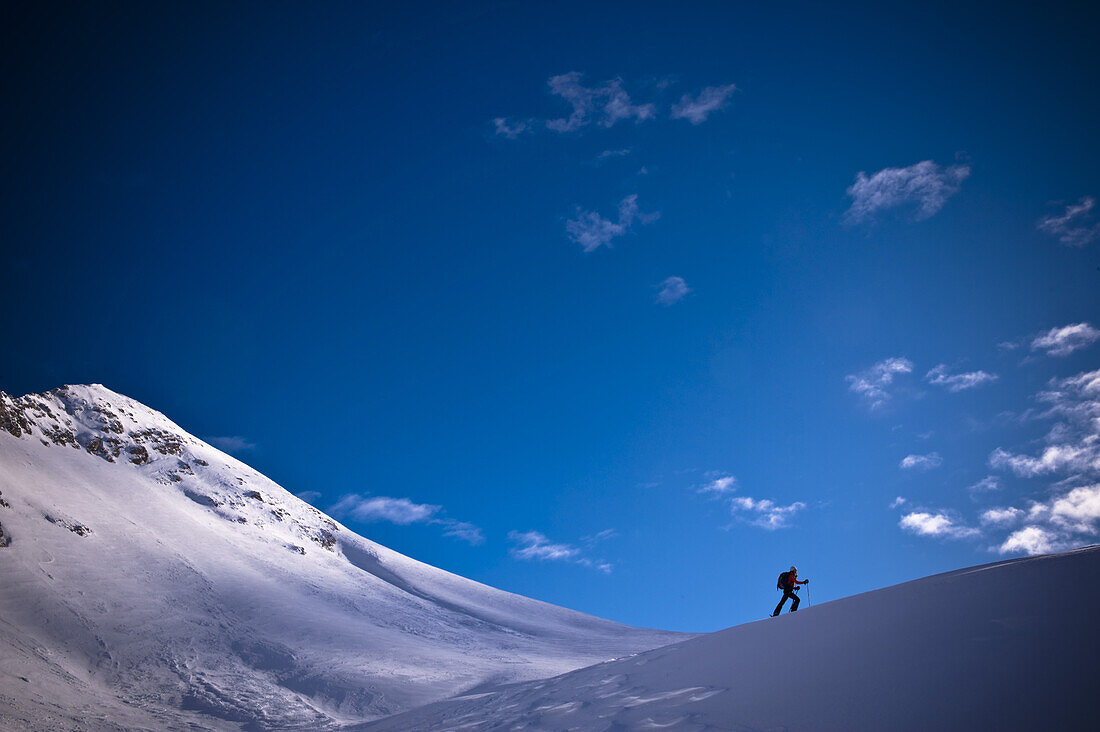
[0, 385, 686, 730]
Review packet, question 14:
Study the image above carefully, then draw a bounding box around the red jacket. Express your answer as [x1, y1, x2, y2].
[786, 572, 807, 589]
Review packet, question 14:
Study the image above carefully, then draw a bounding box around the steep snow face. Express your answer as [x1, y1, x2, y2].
[359, 546, 1099, 732]
[0, 385, 685, 730]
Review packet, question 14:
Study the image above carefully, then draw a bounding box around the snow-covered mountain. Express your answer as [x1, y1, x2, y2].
[0, 385, 685, 731]
[357, 545, 1099, 731]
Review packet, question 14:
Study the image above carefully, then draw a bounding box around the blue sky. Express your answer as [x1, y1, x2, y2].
[3, 1, 1099, 632]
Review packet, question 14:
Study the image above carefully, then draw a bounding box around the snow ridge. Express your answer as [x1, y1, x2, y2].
[359, 546, 1100, 731]
[0, 385, 685, 730]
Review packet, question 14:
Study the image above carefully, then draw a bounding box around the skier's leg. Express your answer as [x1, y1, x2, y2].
[773, 594, 787, 616]
[790, 593, 800, 612]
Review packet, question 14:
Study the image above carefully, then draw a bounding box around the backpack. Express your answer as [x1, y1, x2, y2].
[777, 571, 790, 591]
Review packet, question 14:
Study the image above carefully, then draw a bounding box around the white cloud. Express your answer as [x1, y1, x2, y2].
[699, 475, 737, 495]
[577, 558, 614, 574]
[900, 452, 943, 471]
[1030, 484, 1100, 534]
[992, 485, 1100, 556]
[925, 364, 998, 392]
[655, 276, 691, 305]
[980, 507, 1024, 526]
[1037, 196, 1100, 247]
[998, 526, 1057, 555]
[989, 370, 1100, 482]
[890, 496, 907, 508]
[670, 83, 737, 124]
[597, 148, 632, 160]
[329, 494, 484, 544]
[566, 194, 658, 253]
[989, 445, 1093, 477]
[729, 496, 806, 530]
[1030, 323, 1100, 357]
[985, 368, 1100, 555]
[844, 160, 970, 224]
[206, 435, 256, 454]
[492, 117, 530, 139]
[295, 490, 322, 504]
[496, 74, 743, 138]
[967, 475, 1001, 493]
[508, 530, 610, 572]
[331, 495, 440, 525]
[899, 511, 979, 539]
[582, 528, 618, 547]
[545, 72, 655, 133]
[846, 357, 914, 409]
[438, 520, 485, 546]
[508, 530, 577, 560]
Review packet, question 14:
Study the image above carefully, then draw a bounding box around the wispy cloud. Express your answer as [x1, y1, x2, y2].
[655, 276, 691, 305]
[495, 74, 737, 137]
[331, 495, 440, 524]
[508, 530, 610, 572]
[899, 511, 980, 539]
[492, 117, 531, 139]
[566, 194, 658, 253]
[729, 496, 806, 530]
[846, 357, 914, 409]
[206, 435, 256, 454]
[990, 445, 1092, 478]
[670, 83, 737, 124]
[893, 363, 1100, 556]
[890, 496, 908, 508]
[581, 528, 618, 547]
[330, 495, 484, 545]
[980, 507, 1024, 526]
[439, 520, 485, 545]
[844, 160, 970, 224]
[698, 475, 737, 495]
[995, 484, 1100, 555]
[596, 148, 632, 161]
[900, 452, 943, 471]
[1030, 322, 1100, 357]
[925, 364, 998, 392]
[967, 475, 1001, 494]
[545, 72, 655, 133]
[295, 490, 322, 504]
[1037, 196, 1100, 247]
[989, 368, 1100, 482]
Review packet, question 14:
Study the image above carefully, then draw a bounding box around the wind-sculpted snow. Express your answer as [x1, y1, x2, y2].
[0, 385, 685, 730]
[359, 546, 1099, 731]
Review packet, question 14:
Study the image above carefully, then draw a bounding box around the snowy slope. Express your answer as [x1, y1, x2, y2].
[358, 546, 1099, 731]
[0, 385, 685, 731]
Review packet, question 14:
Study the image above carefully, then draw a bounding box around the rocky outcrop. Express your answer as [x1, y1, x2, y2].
[0, 393, 38, 437]
[0, 521, 9, 547]
[0, 386, 198, 465]
[45, 514, 92, 536]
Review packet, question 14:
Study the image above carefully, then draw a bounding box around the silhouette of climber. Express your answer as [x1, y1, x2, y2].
[773, 566, 808, 616]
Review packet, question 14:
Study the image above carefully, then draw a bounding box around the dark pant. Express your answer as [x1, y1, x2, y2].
[773, 589, 800, 616]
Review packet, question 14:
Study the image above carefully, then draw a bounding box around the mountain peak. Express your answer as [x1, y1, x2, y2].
[0, 384, 685, 729]
[1, 383, 191, 465]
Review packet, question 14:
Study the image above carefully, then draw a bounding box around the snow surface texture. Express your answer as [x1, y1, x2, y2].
[358, 546, 1099, 731]
[0, 385, 686, 730]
